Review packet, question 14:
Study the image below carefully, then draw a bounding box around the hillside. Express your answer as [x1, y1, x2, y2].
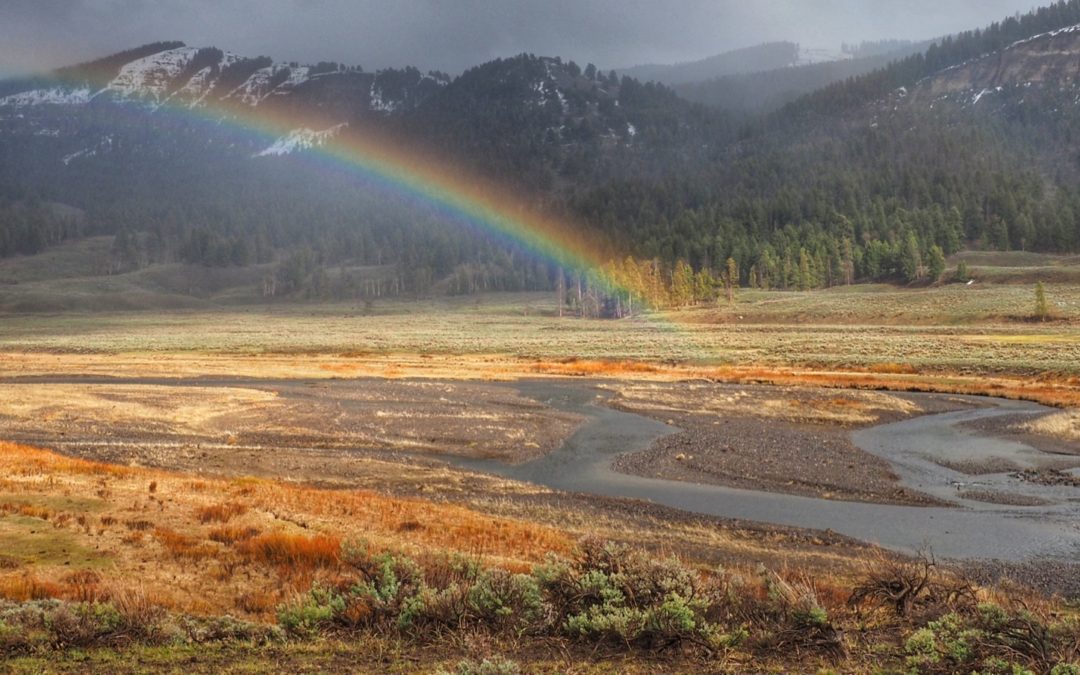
[2, 2, 1080, 310]
[674, 41, 928, 113]
[0, 46, 725, 303]
[618, 42, 801, 85]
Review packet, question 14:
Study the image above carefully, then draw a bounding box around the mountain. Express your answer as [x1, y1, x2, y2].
[674, 41, 929, 113]
[0, 42, 449, 119]
[908, 25, 1080, 106]
[618, 42, 800, 86]
[0, 44, 723, 299]
[4, 1, 1080, 308]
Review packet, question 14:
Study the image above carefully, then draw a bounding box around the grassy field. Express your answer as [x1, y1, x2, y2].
[2, 249, 1080, 671]
[0, 441, 1077, 673]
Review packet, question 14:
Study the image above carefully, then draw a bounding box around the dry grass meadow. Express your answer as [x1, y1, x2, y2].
[2, 253, 1080, 670]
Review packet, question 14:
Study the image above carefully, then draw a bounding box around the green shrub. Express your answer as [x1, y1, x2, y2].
[539, 538, 722, 651]
[277, 584, 345, 636]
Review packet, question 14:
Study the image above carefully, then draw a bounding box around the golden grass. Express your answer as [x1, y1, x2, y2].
[1018, 409, 1080, 441]
[0, 441, 575, 618]
[208, 525, 261, 544]
[604, 382, 921, 425]
[194, 502, 248, 524]
[236, 532, 341, 570]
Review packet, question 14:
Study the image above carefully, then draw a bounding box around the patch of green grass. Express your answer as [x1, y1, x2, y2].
[0, 516, 111, 568]
[0, 493, 108, 514]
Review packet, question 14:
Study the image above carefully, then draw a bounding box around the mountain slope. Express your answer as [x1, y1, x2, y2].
[618, 42, 800, 86]
[0, 45, 724, 300]
[4, 2, 1080, 307]
[674, 41, 928, 113]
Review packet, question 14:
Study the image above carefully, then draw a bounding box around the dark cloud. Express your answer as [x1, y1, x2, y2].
[0, 0, 1043, 77]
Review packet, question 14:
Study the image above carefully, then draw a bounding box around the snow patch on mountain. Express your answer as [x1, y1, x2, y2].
[0, 87, 93, 107]
[1007, 23, 1080, 50]
[971, 87, 1002, 105]
[171, 67, 216, 107]
[61, 148, 95, 165]
[254, 124, 346, 157]
[271, 67, 311, 96]
[369, 84, 398, 113]
[171, 52, 243, 107]
[104, 47, 199, 102]
[535, 61, 569, 113]
[229, 64, 312, 106]
[229, 66, 275, 105]
[795, 46, 852, 66]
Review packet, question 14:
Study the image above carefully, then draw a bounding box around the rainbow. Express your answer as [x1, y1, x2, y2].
[5, 55, 714, 358]
[10, 60, 632, 292]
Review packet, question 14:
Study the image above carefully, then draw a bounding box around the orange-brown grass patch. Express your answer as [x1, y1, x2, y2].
[0, 573, 66, 601]
[152, 527, 217, 561]
[208, 525, 261, 544]
[0, 443, 134, 479]
[685, 365, 1080, 410]
[0, 502, 52, 520]
[532, 358, 661, 377]
[61, 569, 104, 602]
[236, 532, 340, 570]
[235, 589, 280, 615]
[0, 439, 570, 618]
[194, 501, 248, 524]
[238, 481, 574, 562]
[867, 362, 919, 375]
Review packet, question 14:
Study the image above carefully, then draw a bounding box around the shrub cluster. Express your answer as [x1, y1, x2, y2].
[903, 604, 1080, 674]
[2, 539, 1078, 672]
[278, 543, 544, 638]
[278, 537, 755, 655]
[0, 597, 278, 655]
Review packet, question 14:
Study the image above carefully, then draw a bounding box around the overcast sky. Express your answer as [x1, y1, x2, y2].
[0, 0, 1043, 78]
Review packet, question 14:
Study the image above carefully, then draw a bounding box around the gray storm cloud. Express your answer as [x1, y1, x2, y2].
[0, 0, 1043, 77]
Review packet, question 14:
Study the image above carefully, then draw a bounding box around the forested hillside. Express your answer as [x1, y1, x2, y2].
[673, 41, 927, 113]
[619, 42, 800, 86]
[3, 1, 1080, 307]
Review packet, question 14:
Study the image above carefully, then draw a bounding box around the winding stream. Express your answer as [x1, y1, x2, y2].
[448, 381, 1080, 562]
[5, 375, 1078, 561]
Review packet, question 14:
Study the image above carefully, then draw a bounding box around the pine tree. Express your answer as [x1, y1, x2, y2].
[900, 234, 923, 283]
[954, 260, 970, 283]
[671, 259, 695, 308]
[1034, 281, 1051, 321]
[726, 257, 739, 303]
[927, 245, 946, 281]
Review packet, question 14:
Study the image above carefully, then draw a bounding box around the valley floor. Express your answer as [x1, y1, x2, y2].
[0, 271, 1079, 671]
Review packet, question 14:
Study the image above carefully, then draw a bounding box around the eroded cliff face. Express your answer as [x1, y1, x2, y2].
[914, 26, 1080, 104]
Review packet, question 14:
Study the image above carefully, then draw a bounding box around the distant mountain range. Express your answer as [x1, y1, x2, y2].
[616, 39, 927, 113]
[618, 42, 803, 86]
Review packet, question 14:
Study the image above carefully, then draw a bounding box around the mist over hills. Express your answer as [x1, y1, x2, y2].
[618, 42, 802, 86]
[3, 1, 1080, 307]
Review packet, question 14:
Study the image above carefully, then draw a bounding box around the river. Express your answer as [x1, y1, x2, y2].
[446, 381, 1080, 562]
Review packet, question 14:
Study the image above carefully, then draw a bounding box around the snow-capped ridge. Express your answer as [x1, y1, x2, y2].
[103, 46, 200, 102]
[227, 63, 312, 106]
[1006, 23, 1080, 51]
[0, 87, 93, 107]
[254, 124, 346, 157]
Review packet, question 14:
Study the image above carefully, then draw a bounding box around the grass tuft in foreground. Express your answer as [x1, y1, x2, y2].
[0, 539, 1077, 673]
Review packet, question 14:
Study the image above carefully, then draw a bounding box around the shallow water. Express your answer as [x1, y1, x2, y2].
[447, 381, 1080, 562]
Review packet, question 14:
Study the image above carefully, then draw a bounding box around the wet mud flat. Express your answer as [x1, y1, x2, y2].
[447, 380, 1080, 564]
[607, 382, 972, 506]
[4, 374, 1080, 576]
